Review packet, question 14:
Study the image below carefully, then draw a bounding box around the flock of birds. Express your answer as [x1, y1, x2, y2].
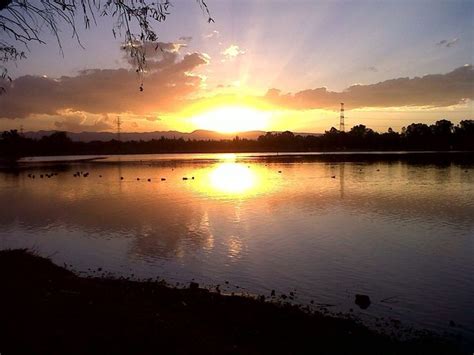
[25, 171, 198, 182]
[23, 168, 354, 182]
[26, 173, 58, 179]
[27, 166, 466, 182]
[24, 168, 285, 182]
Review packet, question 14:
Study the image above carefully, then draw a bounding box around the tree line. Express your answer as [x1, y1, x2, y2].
[1, 119, 473, 159]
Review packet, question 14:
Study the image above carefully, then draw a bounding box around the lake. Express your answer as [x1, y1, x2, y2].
[1, 153, 473, 339]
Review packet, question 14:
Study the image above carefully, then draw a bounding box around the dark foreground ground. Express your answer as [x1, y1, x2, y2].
[0, 250, 467, 354]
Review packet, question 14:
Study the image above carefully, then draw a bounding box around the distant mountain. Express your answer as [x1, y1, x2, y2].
[23, 130, 321, 142]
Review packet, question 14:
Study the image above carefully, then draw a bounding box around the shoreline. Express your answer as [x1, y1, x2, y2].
[2, 150, 474, 169]
[0, 249, 467, 354]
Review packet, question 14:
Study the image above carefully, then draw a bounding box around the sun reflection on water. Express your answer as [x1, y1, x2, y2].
[210, 163, 256, 194]
[192, 161, 277, 198]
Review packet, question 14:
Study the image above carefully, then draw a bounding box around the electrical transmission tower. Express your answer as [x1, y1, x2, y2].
[339, 102, 345, 132]
[116, 116, 122, 142]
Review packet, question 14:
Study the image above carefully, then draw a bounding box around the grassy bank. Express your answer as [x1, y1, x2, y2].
[0, 249, 465, 354]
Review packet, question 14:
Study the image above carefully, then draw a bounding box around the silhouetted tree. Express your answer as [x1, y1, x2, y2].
[454, 119, 474, 150]
[38, 131, 73, 154]
[2, 120, 473, 158]
[0, 129, 29, 158]
[431, 119, 454, 136]
[350, 124, 372, 137]
[430, 119, 454, 149]
[404, 123, 433, 149]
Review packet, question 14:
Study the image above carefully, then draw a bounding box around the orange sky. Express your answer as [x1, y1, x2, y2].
[0, 1, 473, 133]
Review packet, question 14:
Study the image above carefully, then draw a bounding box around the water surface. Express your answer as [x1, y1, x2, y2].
[1, 153, 473, 338]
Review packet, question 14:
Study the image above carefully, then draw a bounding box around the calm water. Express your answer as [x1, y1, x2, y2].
[1, 153, 473, 337]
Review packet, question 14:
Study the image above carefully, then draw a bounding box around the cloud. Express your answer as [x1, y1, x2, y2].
[203, 30, 219, 39]
[1, 41, 471, 128]
[53, 111, 113, 132]
[0, 41, 210, 119]
[221, 45, 245, 60]
[264, 65, 474, 110]
[436, 38, 459, 48]
[145, 115, 161, 122]
[366, 66, 378, 72]
[178, 36, 192, 42]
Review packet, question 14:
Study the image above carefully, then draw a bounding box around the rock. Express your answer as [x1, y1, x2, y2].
[355, 294, 371, 309]
[189, 281, 199, 290]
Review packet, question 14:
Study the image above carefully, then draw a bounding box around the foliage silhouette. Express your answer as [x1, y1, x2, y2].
[1, 120, 473, 159]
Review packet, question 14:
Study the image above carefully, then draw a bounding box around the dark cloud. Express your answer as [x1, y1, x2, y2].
[0, 41, 209, 119]
[265, 65, 473, 110]
[436, 38, 459, 48]
[54, 113, 113, 132]
[366, 66, 378, 72]
[179, 36, 193, 42]
[145, 115, 161, 121]
[1, 46, 471, 123]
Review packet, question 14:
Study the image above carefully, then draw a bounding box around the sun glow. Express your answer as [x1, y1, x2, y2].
[209, 163, 256, 194]
[191, 106, 271, 133]
[190, 161, 279, 198]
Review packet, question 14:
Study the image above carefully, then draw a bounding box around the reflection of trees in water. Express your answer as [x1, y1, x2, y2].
[117, 157, 123, 193]
[127, 204, 249, 262]
[263, 163, 474, 227]
[0, 167, 216, 259]
[127, 205, 214, 260]
[339, 163, 345, 199]
[0, 161, 473, 261]
[0, 162, 258, 260]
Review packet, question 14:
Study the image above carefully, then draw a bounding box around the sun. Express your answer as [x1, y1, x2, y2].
[191, 106, 271, 133]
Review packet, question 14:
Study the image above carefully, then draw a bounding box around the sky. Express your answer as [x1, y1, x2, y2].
[0, 0, 473, 133]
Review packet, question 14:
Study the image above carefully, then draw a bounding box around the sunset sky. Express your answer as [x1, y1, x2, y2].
[0, 0, 473, 134]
